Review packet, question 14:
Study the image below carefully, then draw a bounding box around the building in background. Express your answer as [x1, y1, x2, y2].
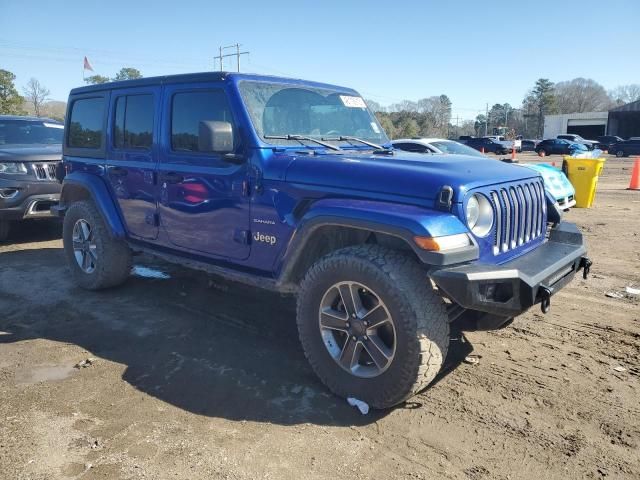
[607, 100, 640, 139]
[543, 112, 608, 140]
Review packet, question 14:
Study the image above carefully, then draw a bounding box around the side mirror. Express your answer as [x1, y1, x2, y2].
[198, 121, 234, 153]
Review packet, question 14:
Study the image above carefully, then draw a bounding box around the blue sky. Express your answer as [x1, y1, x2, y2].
[2, 0, 639, 120]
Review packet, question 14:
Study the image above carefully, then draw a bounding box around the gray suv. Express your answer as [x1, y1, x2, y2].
[0, 115, 63, 241]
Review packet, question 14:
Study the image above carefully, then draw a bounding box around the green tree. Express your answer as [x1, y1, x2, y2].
[396, 117, 419, 138]
[84, 74, 110, 85]
[113, 68, 142, 81]
[524, 78, 557, 138]
[375, 113, 396, 138]
[0, 69, 25, 115]
[474, 114, 487, 136]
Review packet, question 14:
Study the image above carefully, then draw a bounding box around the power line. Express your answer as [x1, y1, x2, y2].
[213, 44, 249, 72]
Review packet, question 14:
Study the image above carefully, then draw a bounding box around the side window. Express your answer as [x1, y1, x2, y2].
[113, 94, 154, 150]
[68, 97, 104, 149]
[171, 90, 234, 153]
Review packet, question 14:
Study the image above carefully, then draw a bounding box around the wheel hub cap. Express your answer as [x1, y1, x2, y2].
[318, 281, 396, 378]
[72, 219, 97, 274]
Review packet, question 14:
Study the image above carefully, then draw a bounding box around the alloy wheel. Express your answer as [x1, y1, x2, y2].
[72, 219, 98, 273]
[318, 281, 396, 378]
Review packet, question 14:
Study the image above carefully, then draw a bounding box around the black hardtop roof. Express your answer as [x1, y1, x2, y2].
[69, 71, 356, 96]
[0, 114, 62, 123]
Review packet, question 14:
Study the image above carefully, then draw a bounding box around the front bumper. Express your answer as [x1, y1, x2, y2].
[0, 177, 61, 220]
[430, 222, 590, 317]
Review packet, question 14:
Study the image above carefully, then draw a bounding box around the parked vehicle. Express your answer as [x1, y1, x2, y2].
[520, 139, 540, 151]
[392, 139, 576, 209]
[0, 115, 63, 241]
[535, 139, 588, 156]
[465, 137, 510, 155]
[55, 72, 591, 409]
[596, 135, 624, 151]
[518, 163, 575, 210]
[484, 135, 521, 153]
[392, 138, 484, 156]
[610, 139, 640, 157]
[458, 135, 474, 142]
[556, 134, 598, 150]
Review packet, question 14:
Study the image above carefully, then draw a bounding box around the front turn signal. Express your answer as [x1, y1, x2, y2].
[414, 233, 471, 252]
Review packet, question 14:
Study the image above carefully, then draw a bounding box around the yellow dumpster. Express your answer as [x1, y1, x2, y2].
[562, 156, 606, 208]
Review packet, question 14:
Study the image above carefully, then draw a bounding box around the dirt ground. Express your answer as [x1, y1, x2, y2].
[1, 153, 638, 480]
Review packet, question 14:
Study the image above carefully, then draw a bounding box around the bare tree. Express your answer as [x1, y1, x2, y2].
[609, 84, 640, 106]
[553, 78, 613, 114]
[23, 78, 50, 117]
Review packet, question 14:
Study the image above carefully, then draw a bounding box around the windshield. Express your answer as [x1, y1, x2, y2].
[431, 141, 484, 157]
[238, 81, 389, 147]
[0, 119, 63, 145]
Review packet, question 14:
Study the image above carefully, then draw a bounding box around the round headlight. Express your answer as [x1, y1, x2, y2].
[466, 194, 493, 237]
[466, 195, 480, 228]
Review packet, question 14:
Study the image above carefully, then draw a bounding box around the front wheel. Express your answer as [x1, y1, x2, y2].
[297, 245, 449, 409]
[616, 150, 625, 158]
[63, 200, 132, 290]
[537, 149, 547, 157]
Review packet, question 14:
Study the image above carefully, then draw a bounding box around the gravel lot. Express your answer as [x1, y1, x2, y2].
[1, 153, 638, 480]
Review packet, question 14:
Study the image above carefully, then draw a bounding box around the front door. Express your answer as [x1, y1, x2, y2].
[157, 84, 251, 260]
[106, 87, 160, 240]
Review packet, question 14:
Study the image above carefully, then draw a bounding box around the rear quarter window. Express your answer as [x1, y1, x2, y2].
[67, 97, 105, 150]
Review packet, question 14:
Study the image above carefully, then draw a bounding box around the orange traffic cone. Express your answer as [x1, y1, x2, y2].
[481, 147, 485, 154]
[629, 158, 640, 190]
[511, 146, 516, 161]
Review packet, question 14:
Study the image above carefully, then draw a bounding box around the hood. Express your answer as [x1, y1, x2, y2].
[0, 144, 62, 162]
[520, 163, 575, 199]
[283, 150, 540, 202]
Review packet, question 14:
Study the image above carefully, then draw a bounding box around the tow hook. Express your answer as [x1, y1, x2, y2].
[579, 257, 592, 280]
[539, 286, 552, 314]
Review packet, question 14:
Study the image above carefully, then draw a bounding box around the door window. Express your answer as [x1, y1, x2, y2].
[171, 90, 234, 153]
[68, 97, 104, 149]
[113, 94, 154, 150]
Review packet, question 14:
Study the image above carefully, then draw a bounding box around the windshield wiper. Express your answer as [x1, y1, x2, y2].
[264, 134, 341, 151]
[321, 136, 388, 151]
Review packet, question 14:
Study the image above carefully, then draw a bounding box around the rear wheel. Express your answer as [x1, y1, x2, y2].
[616, 150, 625, 158]
[63, 200, 132, 290]
[297, 245, 449, 409]
[0, 220, 10, 242]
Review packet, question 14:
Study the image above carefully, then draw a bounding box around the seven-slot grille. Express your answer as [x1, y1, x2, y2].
[31, 162, 58, 181]
[489, 179, 546, 255]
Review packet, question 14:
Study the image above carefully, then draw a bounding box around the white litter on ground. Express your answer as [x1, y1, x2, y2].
[347, 397, 370, 415]
[613, 366, 627, 373]
[131, 266, 171, 279]
[625, 286, 640, 296]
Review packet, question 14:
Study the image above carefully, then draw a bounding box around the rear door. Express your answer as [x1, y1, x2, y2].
[106, 87, 160, 240]
[157, 83, 251, 260]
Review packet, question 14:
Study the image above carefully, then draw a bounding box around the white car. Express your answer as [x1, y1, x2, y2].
[391, 138, 576, 210]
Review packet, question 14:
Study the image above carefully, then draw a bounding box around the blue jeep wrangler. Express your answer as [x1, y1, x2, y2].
[56, 72, 591, 409]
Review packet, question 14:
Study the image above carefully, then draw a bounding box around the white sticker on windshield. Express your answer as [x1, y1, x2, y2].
[43, 123, 63, 129]
[370, 122, 380, 134]
[339, 95, 367, 108]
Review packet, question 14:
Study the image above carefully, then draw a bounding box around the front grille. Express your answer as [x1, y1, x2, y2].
[31, 162, 58, 181]
[489, 179, 546, 255]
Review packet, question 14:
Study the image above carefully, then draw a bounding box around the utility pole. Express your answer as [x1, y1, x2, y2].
[485, 103, 489, 136]
[214, 44, 250, 72]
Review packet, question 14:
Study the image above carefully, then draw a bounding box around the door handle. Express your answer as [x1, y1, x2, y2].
[109, 166, 128, 177]
[161, 172, 184, 184]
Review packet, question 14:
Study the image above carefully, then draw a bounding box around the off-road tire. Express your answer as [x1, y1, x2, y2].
[297, 245, 449, 409]
[0, 220, 10, 242]
[63, 200, 132, 290]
